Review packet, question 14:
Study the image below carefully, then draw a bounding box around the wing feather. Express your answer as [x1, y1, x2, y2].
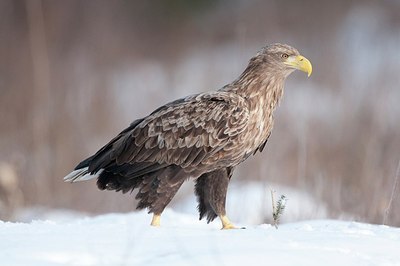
[90, 91, 249, 175]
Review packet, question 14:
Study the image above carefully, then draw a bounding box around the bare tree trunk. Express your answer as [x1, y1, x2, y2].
[26, 0, 52, 203]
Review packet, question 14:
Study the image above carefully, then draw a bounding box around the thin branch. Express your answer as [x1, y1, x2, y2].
[383, 159, 400, 225]
[270, 188, 276, 218]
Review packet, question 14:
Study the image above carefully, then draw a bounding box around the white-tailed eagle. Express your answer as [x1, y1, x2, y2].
[64, 43, 312, 229]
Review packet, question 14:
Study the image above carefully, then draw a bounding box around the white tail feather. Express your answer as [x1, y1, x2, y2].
[63, 167, 103, 183]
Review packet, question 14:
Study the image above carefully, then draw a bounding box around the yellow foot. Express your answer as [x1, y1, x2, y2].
[219, 215, 245, 230]
[222, 223, 240, 230]
[150, 214, 161, 227]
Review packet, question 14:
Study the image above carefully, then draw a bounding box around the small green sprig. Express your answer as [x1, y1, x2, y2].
[271, 189, 287, 229]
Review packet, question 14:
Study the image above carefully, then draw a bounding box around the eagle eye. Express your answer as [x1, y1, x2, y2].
[281, 53, 289, 59]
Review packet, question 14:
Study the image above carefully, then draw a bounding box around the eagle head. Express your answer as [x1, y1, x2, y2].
[256, 43, 312, 77]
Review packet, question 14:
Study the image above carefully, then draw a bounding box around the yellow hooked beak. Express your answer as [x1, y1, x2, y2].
[285, 55, 312, 77]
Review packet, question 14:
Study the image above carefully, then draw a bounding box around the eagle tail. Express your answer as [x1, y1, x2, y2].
[63, 167, 103, 182]
[64, 155, 103, 182]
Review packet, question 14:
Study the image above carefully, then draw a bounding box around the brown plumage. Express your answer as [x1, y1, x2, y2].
[64, 43, 312, 229]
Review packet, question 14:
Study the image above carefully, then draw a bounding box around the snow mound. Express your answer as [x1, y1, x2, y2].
[1, 211, 399, 266]
[14, 207, 88, 223]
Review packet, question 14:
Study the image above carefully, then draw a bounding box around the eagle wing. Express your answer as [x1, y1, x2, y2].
[88, 91, 249, 175]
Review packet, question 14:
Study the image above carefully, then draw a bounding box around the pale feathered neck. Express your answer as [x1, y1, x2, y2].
[220, 57, 287, 107]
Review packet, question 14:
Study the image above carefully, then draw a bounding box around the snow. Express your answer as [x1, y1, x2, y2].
[1, 210, 399, 266]
[1, 182, 398, 265]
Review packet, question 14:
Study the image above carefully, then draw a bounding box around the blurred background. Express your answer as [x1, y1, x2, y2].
[1, 0, 400, 226]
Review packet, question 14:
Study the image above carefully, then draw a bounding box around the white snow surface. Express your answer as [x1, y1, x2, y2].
[1, 210, 400, 266]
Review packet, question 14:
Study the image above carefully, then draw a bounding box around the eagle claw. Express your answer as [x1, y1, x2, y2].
[220, 215, 244, 230]
[221, 224, 246, 230]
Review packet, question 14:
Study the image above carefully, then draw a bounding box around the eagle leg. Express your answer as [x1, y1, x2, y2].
[151, 214, 161, 227]
[195, 173, 218, 223]
[219, 215, 240, 229]
[135, 166, 187, 227]
[195, 167, 240, 229]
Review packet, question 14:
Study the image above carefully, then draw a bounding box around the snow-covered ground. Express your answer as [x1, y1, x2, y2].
[0, 210, 399, 266]
[1, 182, 399, 265]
